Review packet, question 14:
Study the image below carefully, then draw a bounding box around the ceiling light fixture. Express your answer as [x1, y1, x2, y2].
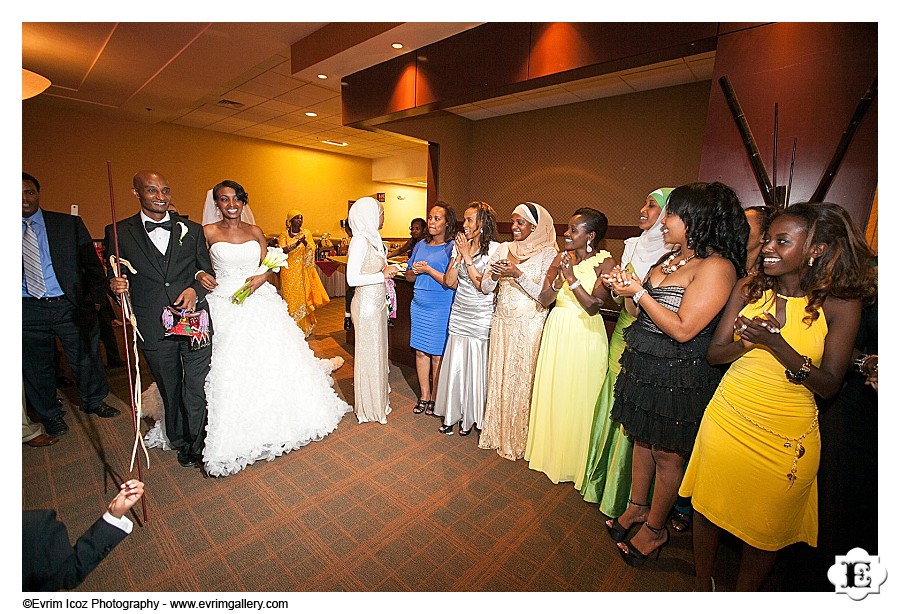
[391, 43, 404, 49]
[322, 140, 348, 147]
[305, 112, 318, 117]
[22, 68, 51, 100]
[317, 74, 328, 80]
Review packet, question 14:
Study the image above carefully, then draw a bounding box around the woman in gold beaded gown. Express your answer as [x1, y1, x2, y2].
[478, 202, 557, 460]
[277, 209, 330, 337]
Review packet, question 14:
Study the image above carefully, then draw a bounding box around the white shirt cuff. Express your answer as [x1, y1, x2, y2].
[194, 270, 206, 280]
[102, 511, 134, 534]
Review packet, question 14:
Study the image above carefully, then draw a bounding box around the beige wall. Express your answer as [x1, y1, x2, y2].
[22, 101, 424, 241]
[469, 82, 710, 228]
[377, 82, 709, 262]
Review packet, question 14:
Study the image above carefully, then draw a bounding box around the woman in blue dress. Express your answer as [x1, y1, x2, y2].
[405, 202, 457, 415]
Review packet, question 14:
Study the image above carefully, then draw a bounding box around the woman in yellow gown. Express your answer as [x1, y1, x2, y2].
[524, 208, 615, 487]
[680, 202, 875, 591]
[276, 209, 330, 337]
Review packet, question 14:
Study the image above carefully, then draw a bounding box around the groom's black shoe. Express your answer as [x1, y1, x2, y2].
[343, 316, 352, 331]
[177, 449, 198, 467]
[83, 402, 121, 418]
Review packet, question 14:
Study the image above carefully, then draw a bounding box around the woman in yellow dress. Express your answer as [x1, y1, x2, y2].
[524, 208, 615, 487]
[680, 202, 875, 591]
[277, 209, 330, 337]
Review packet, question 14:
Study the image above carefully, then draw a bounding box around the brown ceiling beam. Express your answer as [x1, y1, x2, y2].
[290, 22, 403, 74]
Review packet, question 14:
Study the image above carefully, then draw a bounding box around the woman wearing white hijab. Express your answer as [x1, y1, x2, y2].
[346, 197, 399, 424]
[478, 202, 558, 460]
[579, 188, 674, 514]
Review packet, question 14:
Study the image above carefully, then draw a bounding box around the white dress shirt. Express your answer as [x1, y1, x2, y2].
[140, 211, 171, 254]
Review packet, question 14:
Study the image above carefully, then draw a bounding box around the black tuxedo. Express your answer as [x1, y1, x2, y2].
[104, 213, 213, 455]
[22, 209, 109, 423]
[22, 509, 128, 591]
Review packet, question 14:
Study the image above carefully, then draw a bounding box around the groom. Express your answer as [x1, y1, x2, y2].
[105, 171, 213, 468]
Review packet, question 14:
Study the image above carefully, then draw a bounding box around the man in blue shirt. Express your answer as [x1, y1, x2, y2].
[22, 172, 119, 437]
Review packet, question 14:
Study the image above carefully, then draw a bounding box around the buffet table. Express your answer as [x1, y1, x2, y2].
[315, 259, 345, 298]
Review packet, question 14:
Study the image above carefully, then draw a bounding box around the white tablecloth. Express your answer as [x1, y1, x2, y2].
[316, 262, 346, 297]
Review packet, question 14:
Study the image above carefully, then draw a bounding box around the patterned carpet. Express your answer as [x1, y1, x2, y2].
[23, 300, 811, 593]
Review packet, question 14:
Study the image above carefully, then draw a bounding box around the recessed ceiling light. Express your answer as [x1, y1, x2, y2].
[317, 74, 328, 80]
[391, 43, 404, 49]
[416, 181, 427, 185]
[322, 140, 348, 147]
[305, 112, 318, 117]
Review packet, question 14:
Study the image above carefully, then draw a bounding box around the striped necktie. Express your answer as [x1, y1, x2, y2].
[23, 219, 47, 298]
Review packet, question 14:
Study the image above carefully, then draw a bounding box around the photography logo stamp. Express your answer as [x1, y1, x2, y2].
[827, 547, 887, 600]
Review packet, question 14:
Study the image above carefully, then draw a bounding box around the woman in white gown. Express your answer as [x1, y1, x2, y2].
[195, 180, 351, 476]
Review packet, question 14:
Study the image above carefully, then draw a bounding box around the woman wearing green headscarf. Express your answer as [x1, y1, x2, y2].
[579, 188, 674, 515]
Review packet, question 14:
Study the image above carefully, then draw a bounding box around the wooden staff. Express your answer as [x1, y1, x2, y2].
[719, 75, 775, 206]
[786, 137, 798, 208]
[107, 161, 148, 523]
[811, 76, 877, 202]
[773, 102, 779, 201]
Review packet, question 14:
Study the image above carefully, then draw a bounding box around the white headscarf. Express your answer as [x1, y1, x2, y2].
[507, 202, 558, 260]
[621, 187, 675, 279]
[202, 188, 257, 225]
[348, 197, 386, 262]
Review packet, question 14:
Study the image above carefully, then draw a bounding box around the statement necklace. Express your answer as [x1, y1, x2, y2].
[660, 251, 695, 274]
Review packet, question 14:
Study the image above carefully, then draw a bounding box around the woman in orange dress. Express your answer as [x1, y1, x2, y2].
[277, 209, 330, 337]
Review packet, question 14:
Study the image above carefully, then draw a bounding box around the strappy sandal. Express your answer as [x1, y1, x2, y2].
[670, 510, 692, 533]
[605, 498, 649, 542]
[617, 522, 670, 568]
[424, 400, 436, 416]
[413, 399, 427, 414]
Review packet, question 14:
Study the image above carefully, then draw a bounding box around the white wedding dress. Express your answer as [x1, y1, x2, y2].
[199, 240, 351, 476]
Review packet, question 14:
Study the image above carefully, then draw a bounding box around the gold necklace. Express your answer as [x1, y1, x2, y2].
[717, 389, 818, 488]
[660, 251, 695, 274]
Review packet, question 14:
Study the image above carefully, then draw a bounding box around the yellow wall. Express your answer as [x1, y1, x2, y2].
[22, 101, 425, 241]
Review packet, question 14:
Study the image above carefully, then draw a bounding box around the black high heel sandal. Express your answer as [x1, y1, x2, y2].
[605, 498, 649, 542]
[424, 400, 436, 416]
[413, 399, 427, 414]
[438, 424, 454, 435]
[617, 522, 670, 568]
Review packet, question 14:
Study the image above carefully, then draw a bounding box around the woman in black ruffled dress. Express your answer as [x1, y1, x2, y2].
[602, 182, 749, 567]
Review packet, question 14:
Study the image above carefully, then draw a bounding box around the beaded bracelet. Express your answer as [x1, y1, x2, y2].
[785, 356, 812, 384]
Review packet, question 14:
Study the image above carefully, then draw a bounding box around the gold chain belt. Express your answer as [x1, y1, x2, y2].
[717, 389, 818, 488]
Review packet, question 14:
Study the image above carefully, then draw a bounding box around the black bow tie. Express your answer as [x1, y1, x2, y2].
[145, 219, 173, 233]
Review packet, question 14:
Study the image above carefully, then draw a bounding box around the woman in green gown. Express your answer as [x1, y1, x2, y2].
[579, 188, 673, 516]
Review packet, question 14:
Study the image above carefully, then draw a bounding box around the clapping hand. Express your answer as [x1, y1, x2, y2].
[733, 311, 783, 348]
[454, 233, 472, 260]
[559, 251, 577, 284]
[490, 259, 522, 278]
[410, 260, 430, 275]
[601, 266, 641, 297]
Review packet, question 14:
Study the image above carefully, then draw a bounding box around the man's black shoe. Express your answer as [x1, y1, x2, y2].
[44, 416, 69, 437]
[177, 449, 198, 467]
[83, 402, 121, 418]
[344, 316, 353, 331]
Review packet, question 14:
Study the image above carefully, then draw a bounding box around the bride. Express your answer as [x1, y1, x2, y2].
[192, 179, 351, 476]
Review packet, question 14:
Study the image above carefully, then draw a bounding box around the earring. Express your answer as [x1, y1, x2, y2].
[808, 256, 815, 267]
[586, 243, 593, 253]
[215, 208, 222, 219]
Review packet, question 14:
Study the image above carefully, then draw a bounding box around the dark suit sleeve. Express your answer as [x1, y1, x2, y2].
[191, 224, 213, 303]
[75, 217, 106, 306]
[23, 510, 128, 592]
